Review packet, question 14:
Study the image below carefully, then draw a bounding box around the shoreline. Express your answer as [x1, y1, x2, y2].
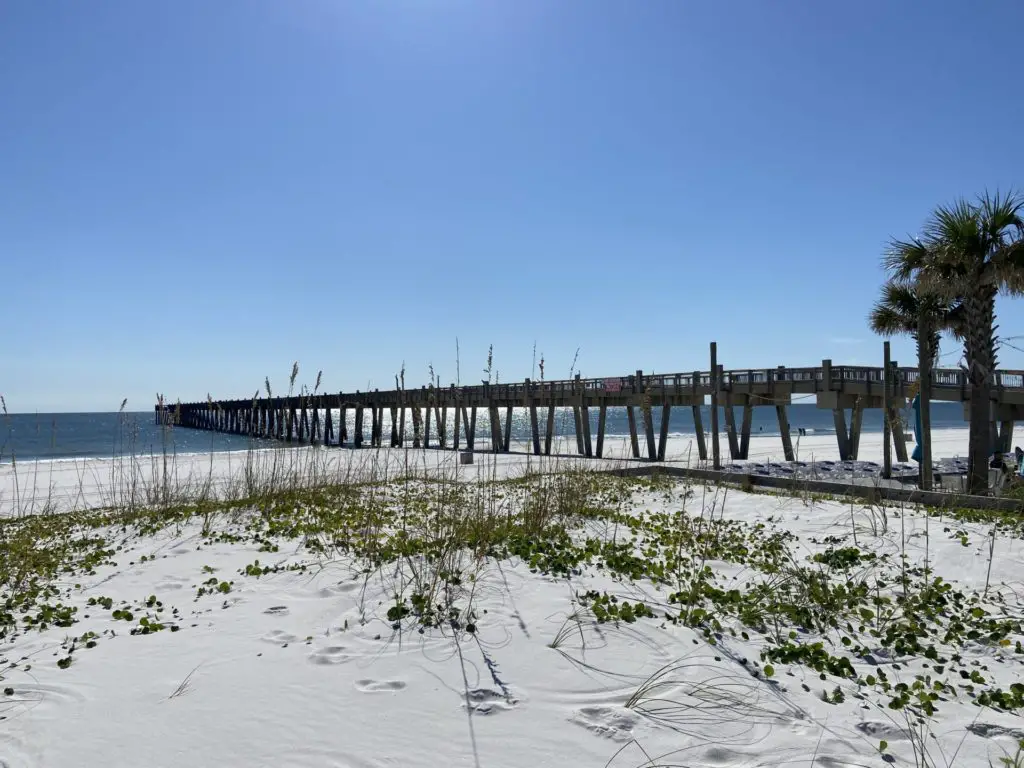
[0, 428, 977, 518]
[0, 424, 971, 467]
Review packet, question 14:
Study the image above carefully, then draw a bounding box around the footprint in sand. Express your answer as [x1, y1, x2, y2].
[308, 646, 350, 665]
[460, 688, 518, 715]
[702, 747, 747, 766]
[317, 582, 360, 599]
[155, 576, 190, 591]
[354, 679, 406, 693]
[263, 605, 289, 616]
[855, 721, 908, 741]
[570, 706, 638, 743]
[969, 722, 1024, 741]
[262, 629, 300, 645]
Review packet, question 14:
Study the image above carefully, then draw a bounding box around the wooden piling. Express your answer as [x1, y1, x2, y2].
[710, 344, 721, 469]
[849, 399, 864, 460]
[627, 405, 641, 459]
[739, 400, 753, 460]
[883, 342, 892, 478]
[833, 409, 851, 460]
[545, 405, 555, 455]
[580, 404, 593, 457]
[692, 405, 707, 461]
[504, 406, 513, 452]
[642, 404, 656, 461]
[489, 406, 502, 453]
[776, 405, 794, 461]
[530, 404, 541, 455]
[573, 405, 585, 455]
[412, 406, 422, 449]
[596, 403, 607, 458]
[657, 403, 671, 461]
[724, 396, 741, 460]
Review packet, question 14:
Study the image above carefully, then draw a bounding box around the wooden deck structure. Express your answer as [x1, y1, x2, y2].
[157, 345, 1024, 476]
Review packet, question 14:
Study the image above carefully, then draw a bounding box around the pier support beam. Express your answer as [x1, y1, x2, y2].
[850, 400, 864, 460]
[642, 405, 657, 461]
[724, 397, 741, 460]
[627, 405, 641, 459]
[692, 405, 707, 461]
[580, 404, 593, 457]
[776, 405, 795, 462]
[423, 406, 431, 449]
[453, 405, 461, 451]
[489, 406, 502, 453]
[390, 407, 399, 447]
[545, 405, 555, 455]
[573, 406, 585, 455]
[467, 407, 477, 451]
[833, 409, 851, 460]
[413, 407, 422, 449]
[995, 420, 1015, 455]
[529, 404, 541, 455]
[739, 400, 753, 460]
[596, 404, 607, 458]
[888, 407, 908, 462]
[438, 406, 447, 448]
[355, 406, 364, 448]
[657, 404, 671, 462]
[340, 405, 348, 445]
[504, 406, 513, 452]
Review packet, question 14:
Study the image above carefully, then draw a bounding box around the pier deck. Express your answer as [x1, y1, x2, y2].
[157, 352, 1024, 469]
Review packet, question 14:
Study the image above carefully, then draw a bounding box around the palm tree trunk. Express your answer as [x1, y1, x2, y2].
[963, 286, 997, 494]
[918, 316, 933, 490]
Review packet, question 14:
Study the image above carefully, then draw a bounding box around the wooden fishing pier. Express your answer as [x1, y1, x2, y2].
[158, 343, 1024, 477]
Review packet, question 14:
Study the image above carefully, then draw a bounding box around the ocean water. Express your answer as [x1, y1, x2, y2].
[1, 403, 971, 463]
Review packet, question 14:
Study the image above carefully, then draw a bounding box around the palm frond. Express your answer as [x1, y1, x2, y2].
[881, 237, 931, 279]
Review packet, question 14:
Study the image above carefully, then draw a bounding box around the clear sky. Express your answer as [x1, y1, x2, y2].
[2, 1, 1023, 412]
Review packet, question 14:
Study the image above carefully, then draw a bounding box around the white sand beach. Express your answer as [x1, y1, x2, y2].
[1, 443, 1022, 768]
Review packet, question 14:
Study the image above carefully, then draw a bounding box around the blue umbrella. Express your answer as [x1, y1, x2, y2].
[911, 394, 923, 463]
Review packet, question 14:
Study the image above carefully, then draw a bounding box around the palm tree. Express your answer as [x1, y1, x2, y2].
[868, 273, 959, 489]
[886, 192, 1024, 493]
[868, 279, 948, 367]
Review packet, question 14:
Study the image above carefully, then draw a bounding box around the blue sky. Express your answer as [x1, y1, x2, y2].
[2, 0, 1023, 412]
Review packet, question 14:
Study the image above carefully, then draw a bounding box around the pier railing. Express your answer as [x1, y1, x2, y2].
[161, 364, 1024, 412]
